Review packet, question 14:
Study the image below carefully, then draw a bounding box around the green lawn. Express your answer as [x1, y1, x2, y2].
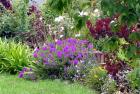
[0, 74, 96, 94]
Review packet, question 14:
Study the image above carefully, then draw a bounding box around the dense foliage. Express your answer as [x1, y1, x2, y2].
[0, 0, 140, 94]
[0, 38, 32, 74]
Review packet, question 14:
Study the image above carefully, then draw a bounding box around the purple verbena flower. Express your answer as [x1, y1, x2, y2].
[56, 40, 63, 46]
[57, 51, 63, 58]
[73, 59, 79, 65]
[18, 72, 24, 78]
[42, 46, 47, 51]
[33, 53, 38, 58]
[40, 53, 45, 58]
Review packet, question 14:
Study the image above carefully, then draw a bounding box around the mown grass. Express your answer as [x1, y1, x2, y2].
[0, 74, 96, 94]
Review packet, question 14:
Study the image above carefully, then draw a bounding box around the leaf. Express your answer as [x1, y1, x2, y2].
[129, 32, 140, 41]
[117, 48, 128, 61]
[119, 38, 129, 45]
[102, 37, 120, 52]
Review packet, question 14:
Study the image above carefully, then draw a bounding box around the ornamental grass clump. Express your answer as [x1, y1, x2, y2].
[20, 38, 96, 80]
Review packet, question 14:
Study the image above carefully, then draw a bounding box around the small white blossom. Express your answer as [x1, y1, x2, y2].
[55, 39, 58, 42]
[75, 33, 81, 37]
[93, 9, 100, 17]
[79, 11, 88, 16]
[60, 27, 64, 31]
[70, 26, 74, 29]
[59, 35, 64, 38]
[54, 16, 64, 22]
[110, 20, 115, 24]
[39, 17, 43, 21]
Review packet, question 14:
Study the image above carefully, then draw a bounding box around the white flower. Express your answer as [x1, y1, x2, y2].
[110, 20, 115, 24]
[53, 31, 57, 34]
[70, 26, 74, 29]
[54, 16, 64, 22]
[75, 33, 81, 37]
[60, 27, 64, 31]
[55, 39, 58, 42]
[93, 9, 100, 17]
[94, 9, 99, 13]
[59, 35, 64, 38]
[39, 17, 43, 21]
[79, 11, 88, 16]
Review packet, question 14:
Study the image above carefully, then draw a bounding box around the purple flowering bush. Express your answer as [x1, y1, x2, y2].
[20, 38, 96, 80]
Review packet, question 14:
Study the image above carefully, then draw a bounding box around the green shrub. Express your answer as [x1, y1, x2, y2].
[85, 65, 107, 93]
[0, 38, 32, 74]
[101, 77, 117, 94]
[127, 67, 140, 92]
[0, 0, 30, 38]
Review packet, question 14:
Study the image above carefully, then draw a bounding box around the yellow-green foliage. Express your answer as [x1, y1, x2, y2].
[0, 38, 32, 74]
[85, 65, 107, 92]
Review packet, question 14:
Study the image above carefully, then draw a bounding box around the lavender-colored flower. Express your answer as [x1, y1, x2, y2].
[57, 51, 63, 58]
[49, 43, 55, 48]
[23, 67, 28, 71]
[40, 53, 45, 57]
[70, 46, 76, 52]
[88, 43, 93, 49]
[77, 53, 83, 59]
[49, 48, 56, 52]
[44, 61, 49, 65]
[42, 46, 47, 50]
[63, 46, 69, 53]
[18, 72, 24, 78]
[56, 40, 63, 46]
[33, 53, 38, 58]
[30, 68, 32, 71]
[67, 38, 77, 44]
[34, 47, 40, 52]
[73, 59, 79, 65]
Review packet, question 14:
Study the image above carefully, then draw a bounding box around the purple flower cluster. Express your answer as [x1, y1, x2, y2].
[18, 67, 36, 80]
[0, 0, 12, 10]
[18, 67, 32, 78]
[33, 38, 94, 66]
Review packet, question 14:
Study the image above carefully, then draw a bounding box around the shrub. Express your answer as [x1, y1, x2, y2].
[21, 38, 96, 80]
[127, 67, 140, 93]
[0, 38, 32, 74]
[85, 65, 107, 92]
[0, 0, 31, 39]
[101, 77, 117, 94]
